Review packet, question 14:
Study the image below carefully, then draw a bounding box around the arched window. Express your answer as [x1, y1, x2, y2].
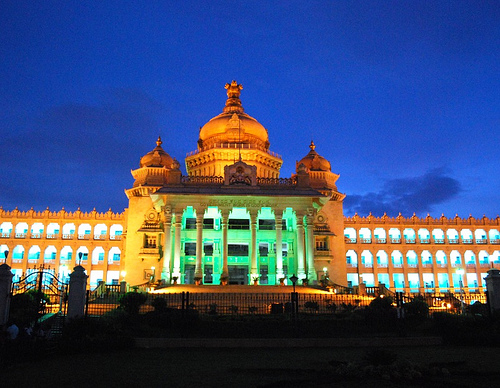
[344, 228, 357, 243]
[0, 222, 13, 237]
[417, 228, 430, 243]
[30, 223, 44, 238]
[403, 228, 416, 243]
[108, 247, 121, 265]
[489, 229, 500, 243]
[14, 222, 28, 237]
[78, 224, 92, 240]
[475, 229, 487, 244]
[28, 246, 41, 263]
[479, 250, 489, 265]
[94, 224, 107, 240]
[359, 228, 372, 243]
[92, 247, 105, 265]
[406, 250, 418, 267]
[60, 246, 73, 264]
[361, 250, 373, 267]
[446, 229, 459, 244]
[460, 229, 473, 243]
[373, 228, 386, 243]
[464, 250, 475, 265]
[436, 250, 447, 267]
[391, 250, 403, 267]
[421, 250, 432, 266]
[376, 250, 388, 267]
[388, 228, 401, 243]
[76, 246, 89, 264]
[110, 224, 124, 240]
[62, 223, 75, 239]
[44, 246, 57, 264]
[450, 250, 461, 267]
[432, 229, 445, 243]
[46, 223, 60, 239]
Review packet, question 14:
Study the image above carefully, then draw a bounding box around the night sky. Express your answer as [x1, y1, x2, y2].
[1, 1, 499, 218]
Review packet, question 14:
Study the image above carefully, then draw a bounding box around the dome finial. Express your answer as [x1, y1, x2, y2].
[156, 136, 162, 147]
[223, 80, 244, 114]
[310, 140, 316, 151]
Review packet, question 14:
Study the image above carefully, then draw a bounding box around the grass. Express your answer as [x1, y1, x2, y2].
[3, 345, 500, 387]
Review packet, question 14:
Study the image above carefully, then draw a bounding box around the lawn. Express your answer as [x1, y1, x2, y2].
[3, 345, 500, 387]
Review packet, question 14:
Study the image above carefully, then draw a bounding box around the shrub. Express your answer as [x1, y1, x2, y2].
[304, 301, 319, 311]
[119, 292, 147, 315]
[404, 295, 429, 320]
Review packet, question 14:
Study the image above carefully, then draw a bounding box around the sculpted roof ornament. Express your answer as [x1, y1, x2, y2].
[223, 81, 244, 114]
[296, 140, 331, 172]
[139, 136, 174, 168]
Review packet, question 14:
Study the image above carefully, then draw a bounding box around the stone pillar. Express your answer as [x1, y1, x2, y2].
[275, 214, 283, 280]
[194, 211, 204, 281]
[67, 265, 88, 321]
[172, 218, 182, 280]
[249, 210, 258, 282]
[306, 215, 315, 280]
[485, 269, 500, 314]
[0, 264, 13, 327]
[220, 211, 229, 281]
[162, 211, 173, 282]
[296, 216, 306, 279]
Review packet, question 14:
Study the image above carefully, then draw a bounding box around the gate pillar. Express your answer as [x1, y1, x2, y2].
[67, 265, 88, 320]
[0, 264, 14, 327]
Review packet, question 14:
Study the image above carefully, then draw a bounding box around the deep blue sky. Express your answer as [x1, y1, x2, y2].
[1, 1, 499, 218]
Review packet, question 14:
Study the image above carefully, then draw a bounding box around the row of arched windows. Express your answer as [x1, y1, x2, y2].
[1, 244, 121, 265]
[0, 221, 123, 240]
[345, 227, 500, 244]
[346, 249, 500, 268]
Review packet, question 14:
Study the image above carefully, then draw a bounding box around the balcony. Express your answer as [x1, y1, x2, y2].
[377, 262, 388, 268]
[360, 238, 372, 243]
[0, 232, 11, 238]
[30, 233, 42, 239]
[345, 238, 356, 244]
[476, 239, 487, 244]
[62, 234, 75, 240]
[15, 233, 26, 238]
[491, 239, 500, 245]
[110, 235, 123, 241]
[78, 234, 91, 240]
[46, 233, 58, 239]
[419, 238, 430, 244]
[390, 238, 401, 243]
[392, 263, 403, 268]
[405, 238, 416, 244]
[462, 239, 473, 244]
[375, 238, 386, 244]
[436, 262, 447, 268]
[448, 239, 459, 244]
[434, 239, 445, 244]
[94, 234, 108, 240]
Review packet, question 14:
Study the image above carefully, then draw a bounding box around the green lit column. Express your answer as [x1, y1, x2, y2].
[275, 214, 283, 281]
[296, 215, 306, 279]
[306, 214, 316, 280]
[249, 209, 258, 283]
[220, 210, 229, 282]
[161, 209, 172, 282]
[194, 211, 204, 282]
[172, 215, 182, 281]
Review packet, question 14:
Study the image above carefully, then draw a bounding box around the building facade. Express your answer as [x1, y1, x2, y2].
[1, 81, 499, 291]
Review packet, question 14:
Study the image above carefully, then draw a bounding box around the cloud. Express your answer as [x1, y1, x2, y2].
[0, 88, 163, 211]
[343, 168, 462, 217]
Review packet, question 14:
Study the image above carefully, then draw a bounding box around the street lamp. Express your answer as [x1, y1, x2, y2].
[3, 250, 8, 264]
[78, 251, 83, 265]
[290, 274, 298, 293]
[456, 268, 465, 314]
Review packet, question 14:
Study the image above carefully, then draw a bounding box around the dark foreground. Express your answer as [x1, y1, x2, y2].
[3, 345, 500, 387]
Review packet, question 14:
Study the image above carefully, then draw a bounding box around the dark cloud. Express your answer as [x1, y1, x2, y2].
[0, 88, 162, 212]
[344, 168, 462, 217]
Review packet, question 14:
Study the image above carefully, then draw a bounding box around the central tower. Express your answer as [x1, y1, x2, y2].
[185, 81, 283, 178]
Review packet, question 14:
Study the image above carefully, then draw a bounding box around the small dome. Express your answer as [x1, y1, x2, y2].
[140, 136, 174, 168]
[198, 81, 269, 149]
[297, 141, 331, 172]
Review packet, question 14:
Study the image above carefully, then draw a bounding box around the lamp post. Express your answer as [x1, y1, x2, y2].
[3, 249, 8, 264]
[456, 268, 465, 314]
[78, 251, 83, 266]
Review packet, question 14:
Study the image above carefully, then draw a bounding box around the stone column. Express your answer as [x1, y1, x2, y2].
[172, 216, 182, 280]
[67, 265, 88, 321]
[249, 210, 258, 282]
[194, 211, 204, 281]
[275, 213, 283, 280]
[161, 210, 173, 282]
[296, 216, 306, 279]
[306, 214, 315, 280]
[0, 264, 13, 327]
[220, 210, 229, 281]
[485, 268, 500, 314]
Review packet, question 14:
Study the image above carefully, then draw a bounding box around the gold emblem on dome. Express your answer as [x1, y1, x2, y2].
[225, 80, 243, 98]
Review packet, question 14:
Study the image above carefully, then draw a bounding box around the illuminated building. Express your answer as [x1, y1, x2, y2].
[1, 81, 499, 292]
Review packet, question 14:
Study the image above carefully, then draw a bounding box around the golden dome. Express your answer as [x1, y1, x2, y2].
[198, 81, 270, 149]
[140, 136, 174, 168]
[297, 141, 331, 172]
